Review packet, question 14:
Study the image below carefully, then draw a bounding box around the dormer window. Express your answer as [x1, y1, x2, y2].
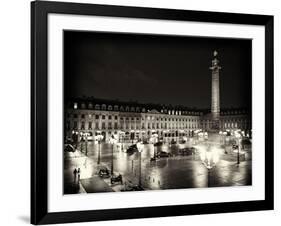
[101, 104, 106, 110]
[81, 103, 86, 109]
[88, 103, 93, 109]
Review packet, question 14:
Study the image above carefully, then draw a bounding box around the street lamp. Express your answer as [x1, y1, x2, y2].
[82, 132, 89, 155]
[234, 131, 242, 165]
[80, 132, 84, 152]
[109, 135, 118, 175]
[71, 130, 79, 149]
[219, 131, 223, 144]
[136, 141, 144, 187]
[150, 133, 158, 159]
[95, 134, 104, 165]
[119, 131, 125, 151]
[199, 145, 220, 187]
[223, 131, 227, 145]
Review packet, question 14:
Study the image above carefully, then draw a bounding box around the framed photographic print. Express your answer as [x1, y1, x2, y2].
[31, 0, 274, 224]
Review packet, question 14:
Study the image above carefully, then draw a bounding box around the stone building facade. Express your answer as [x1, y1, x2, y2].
[65, 99, 203, 143]
[65, 99, 251, 143]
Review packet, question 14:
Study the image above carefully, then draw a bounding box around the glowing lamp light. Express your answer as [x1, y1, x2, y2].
[109, 135, 117, 144]
[136, 142, 144, 153]
[150, 133, 158, 144]
[200, 145, 220, 170]
[95, 134, 104, 142]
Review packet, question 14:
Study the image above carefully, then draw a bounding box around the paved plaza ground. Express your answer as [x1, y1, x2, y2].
[64, 135, 252, 194]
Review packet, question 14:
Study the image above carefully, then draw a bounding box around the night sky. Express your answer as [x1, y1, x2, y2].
[64, 31, 252, 109]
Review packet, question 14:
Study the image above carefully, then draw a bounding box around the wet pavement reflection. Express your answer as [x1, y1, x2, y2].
[64, 140, 251, 194]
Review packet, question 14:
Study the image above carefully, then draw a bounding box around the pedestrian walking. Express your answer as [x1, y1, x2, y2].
[77, 168, 81, 182]
[73, 168, 77, 183]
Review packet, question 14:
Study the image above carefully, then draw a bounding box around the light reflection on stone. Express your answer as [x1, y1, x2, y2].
[64, 138, 251, 193]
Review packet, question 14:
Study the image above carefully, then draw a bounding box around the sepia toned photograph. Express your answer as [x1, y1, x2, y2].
[63, 31, 252, 194]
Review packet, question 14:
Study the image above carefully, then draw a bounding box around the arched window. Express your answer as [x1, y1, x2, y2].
[95, 104, 100, 110]
[101, 104, 106, 110]
[108, 105, 113, 111]
[114, 105, 119, 111]
[81, 103, 86, 109]
[88, 103, 93, 109]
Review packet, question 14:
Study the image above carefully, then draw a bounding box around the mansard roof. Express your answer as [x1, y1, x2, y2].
[66, 97, 250, 116]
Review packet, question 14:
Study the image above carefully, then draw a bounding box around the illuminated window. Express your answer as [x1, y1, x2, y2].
[73, 102, 78, 109]
[88, 103, 93, 109]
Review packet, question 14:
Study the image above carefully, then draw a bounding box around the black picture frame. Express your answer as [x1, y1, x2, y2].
[31, 1, 274, 224]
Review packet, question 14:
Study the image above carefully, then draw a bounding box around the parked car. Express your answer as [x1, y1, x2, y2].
[154, 141, 163, 146]
[179, 147, 197, 156]
[150, 157, 157, 162]
[98, 167, 110, 178]
[64, 144, 75, 152]
[126, 185, 144, 191]
[126, 144, 138, 154]
[170, 140, 177, 144]
[157, 151, 172, 158]
[111, 174, 123, 184]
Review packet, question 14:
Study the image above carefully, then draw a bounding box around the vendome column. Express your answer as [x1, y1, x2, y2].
[209, 50, 221, 130]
